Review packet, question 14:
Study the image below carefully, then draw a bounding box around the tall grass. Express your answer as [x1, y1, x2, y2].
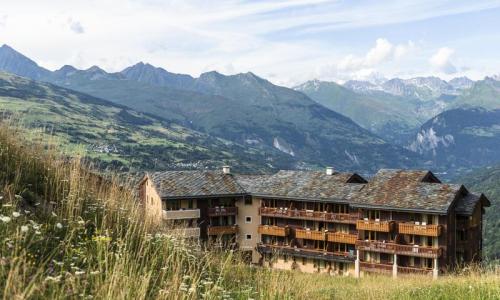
[0, 122, 499, 299]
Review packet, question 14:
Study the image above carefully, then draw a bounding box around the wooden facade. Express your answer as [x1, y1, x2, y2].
[138, 167, 489, 279]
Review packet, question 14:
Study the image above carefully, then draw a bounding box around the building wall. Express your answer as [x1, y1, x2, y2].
[138, 177, 163, 225]
[236, 196, 261, 263]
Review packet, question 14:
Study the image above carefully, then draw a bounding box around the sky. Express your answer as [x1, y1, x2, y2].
[1, 0, 500, 86]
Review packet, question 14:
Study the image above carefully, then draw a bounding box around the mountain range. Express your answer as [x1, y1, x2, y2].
[0, 44, 422, 173]
[0, 71, 300, 172]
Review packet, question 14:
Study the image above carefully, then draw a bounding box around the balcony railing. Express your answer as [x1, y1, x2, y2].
[359, 261, 393, 274]
[257, 244, 354, 262]
[258, 225, 290, 237]
[207, 225, 238, 235]
[356, 220, 394, 232]
[295, 229, 326, 241]
[397, 266, 433, 276]
[259, 207, 359, 224]
[165, 227, 200, 238]
[327, 232, 358, 244]
[163, 209, 200, 220]
[208, 207, 238, 217]
[398, 223, 442, 237]
[356, 240, 442, 258]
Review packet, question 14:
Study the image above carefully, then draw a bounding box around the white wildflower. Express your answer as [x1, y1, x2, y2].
[35, 230, 41, 235]
[51, 212, 57, 217]
[12, 212, 21, 218]
[24, 210, 30, 214]
[20, 225, 29, 233]
[56, 223, 63, 229]
[0, 216, 11, 223]
[75, 271, 85, 276]
[78, 220, 85, 225]
[90, 270, 100, 275]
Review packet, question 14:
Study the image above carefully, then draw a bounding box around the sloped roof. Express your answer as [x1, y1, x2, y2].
[351, 169, 463, 213]
[149, 171, 246, 198]
[234, 170, 365, 202]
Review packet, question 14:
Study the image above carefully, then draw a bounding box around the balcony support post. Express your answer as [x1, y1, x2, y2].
[354, 249, 360, 278]
[433, 258, 439, 279]
[392, 254, 398, 278]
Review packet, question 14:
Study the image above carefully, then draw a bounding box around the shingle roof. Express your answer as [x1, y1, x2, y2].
[351, 169, 463, 213]
[234, 170, 365, 202]
[149, 171, 246, 198]
[146, 168, 486, 214]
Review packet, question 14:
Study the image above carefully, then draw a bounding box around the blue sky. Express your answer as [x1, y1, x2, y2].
[1, 0, 500, 86]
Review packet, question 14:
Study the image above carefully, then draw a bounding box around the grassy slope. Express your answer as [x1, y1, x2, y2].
[0, 122, 499, 299]
[0, 72, 297, 172]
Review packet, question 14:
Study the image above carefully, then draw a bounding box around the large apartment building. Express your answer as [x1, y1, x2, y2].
[138, 167, 489, 278]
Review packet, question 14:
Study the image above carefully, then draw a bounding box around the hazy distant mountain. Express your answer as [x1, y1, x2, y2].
[295, 79, 425, 144]
[452, 77, 500, 109]
[0, 44, 422, 172]
[344, 76, 473, 100]
[408, 107, 500, 174]
[0, 44, 51, 80]
[121, 62, 194, 89]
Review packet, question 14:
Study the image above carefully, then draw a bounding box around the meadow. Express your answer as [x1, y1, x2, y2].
[0, 123, 499, 299]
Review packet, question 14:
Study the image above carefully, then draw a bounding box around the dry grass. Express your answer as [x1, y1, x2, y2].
[0, 122, 499, 299]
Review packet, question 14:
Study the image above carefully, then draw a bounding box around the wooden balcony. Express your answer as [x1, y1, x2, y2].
[295, 228, 326, 241]
[359, 261, 393, 274]
[259, 207, 359, 224]
[208, 207, 238, 217]
[355, 240, 442, 258]
[398, 266, 433, 276]
[327, 232, 358, 244]
[257, 244, 354, 262]
[163, 209, 200, 220]
[258, 225, 290, 237]
[356, 220, 394, 232]
[207, 225, 238, 235]
[398, 222, 442, 237]
[166, 227, 200, 238]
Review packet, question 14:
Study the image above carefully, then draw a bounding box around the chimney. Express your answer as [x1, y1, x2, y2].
[326, 167, 334, 176]
[222, 166, 231, 174]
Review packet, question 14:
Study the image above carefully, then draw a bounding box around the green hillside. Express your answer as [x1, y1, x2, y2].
[295, 80, 426, 143]
[0, 72, 297, 172]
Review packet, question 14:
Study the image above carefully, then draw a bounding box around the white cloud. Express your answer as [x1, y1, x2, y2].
[0, 14, 7, 27]
[337, 38, 414, 72]
[430, 47, 457, 74]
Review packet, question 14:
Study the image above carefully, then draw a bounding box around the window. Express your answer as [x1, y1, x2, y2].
[245, 197, 253, 205]
[246, 234, 252, 240]
[188, 199, 193, 209]
[245, 216, 252, 223]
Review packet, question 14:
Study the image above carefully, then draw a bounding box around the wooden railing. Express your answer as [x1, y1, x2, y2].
[257, 244, 354, 261]
[207, 225, 238, 235]
[208, 207, 238, 217]
[359, 261, 393, 274]
[398, 223, 442, 237]
[166, 227, 200, 238]
[398, 266, 433, 276]
[258, 225, 290, 237]
[356, 240, 441, 258]
[163, 209, 200, 220]
[327, 232, 358, 244]
[259, 207, 359, 223]
[295, 229, 326, 241]
[356, 220, 394, 232]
